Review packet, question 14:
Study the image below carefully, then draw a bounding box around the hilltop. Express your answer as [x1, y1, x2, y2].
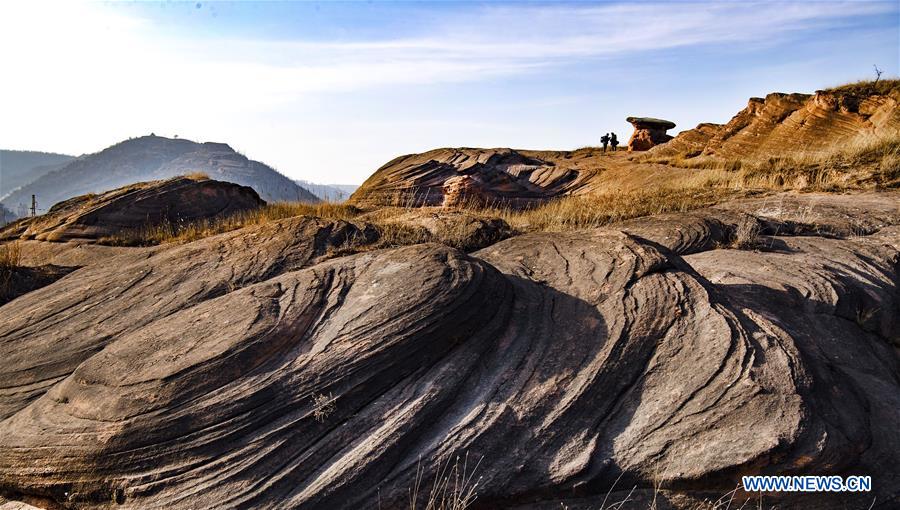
[350, 80, 899, 209]
[0, 135, 318, 212]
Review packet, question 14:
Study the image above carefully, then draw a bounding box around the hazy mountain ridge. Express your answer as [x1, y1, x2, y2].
[1, 136, 317, 212]
[295, 180, 359, 202]
[0, 150, 76, 201]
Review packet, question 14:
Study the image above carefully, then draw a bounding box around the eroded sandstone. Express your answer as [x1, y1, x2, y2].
[0, 192, 897, 509]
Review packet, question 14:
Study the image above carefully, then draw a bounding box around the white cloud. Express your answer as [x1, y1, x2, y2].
[0, 1, 894, 182]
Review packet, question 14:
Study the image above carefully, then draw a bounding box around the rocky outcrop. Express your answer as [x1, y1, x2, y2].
[0, 216, 378, 422]
[625, 117, 676, 151]
[350, 148, 593, 209]
[0, 177, 265, 243]
[0, 192, 898, 509]
[0, 264, 74, 306]
[0, 135, 318, 210]
[363, 208, 514, 251]
[651, 83, 900, 160]
[353, 84, 900, 210]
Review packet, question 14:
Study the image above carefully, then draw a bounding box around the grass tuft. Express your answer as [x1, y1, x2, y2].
[824, 78, 900, 97]
[0, 242, 21, 269]
[408, 454, 482, 510]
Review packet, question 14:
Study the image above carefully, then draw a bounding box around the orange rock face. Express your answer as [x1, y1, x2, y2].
[650, 87, 900, 160]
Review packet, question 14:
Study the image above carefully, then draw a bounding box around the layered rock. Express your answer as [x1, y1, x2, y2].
[350, 148, 592, 209]
[0, 192, 898, 509]
[353, 84, 899, 210]
[651, 83, 900, 160]
[0, 177, 264, 243]
[625, 117, 676, 151]
[0, 216, 377, 420]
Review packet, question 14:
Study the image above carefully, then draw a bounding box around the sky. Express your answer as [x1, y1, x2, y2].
[0, 1, 897, 184]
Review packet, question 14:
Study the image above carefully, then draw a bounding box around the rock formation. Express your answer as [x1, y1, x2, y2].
[650, 84, 900, 160]
[625, 117, 676, 151]
[361, 208, 514, 251]
[0, 135, 318, 210]
[0, 191, 898, 509]
[350, 148, 592, 209]
[351, 84, 899, 210]
[0, 176, 265, 243]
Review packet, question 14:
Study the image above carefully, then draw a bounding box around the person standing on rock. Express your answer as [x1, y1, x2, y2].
[610, 132, 619, 151]
[601, 133, 610, 152]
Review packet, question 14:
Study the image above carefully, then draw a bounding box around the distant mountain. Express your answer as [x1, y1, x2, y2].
[0, 204, 14, 225]
[1, 135, 318, 212]
[295, 181, 359, 202]
[0, 150, 76, 198]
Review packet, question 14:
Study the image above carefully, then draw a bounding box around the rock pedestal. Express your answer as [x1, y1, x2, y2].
[442, 174, 490, 208]
[626, 116, 676, 151]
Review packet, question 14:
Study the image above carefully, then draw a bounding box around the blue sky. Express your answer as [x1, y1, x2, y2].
[0, 1, 897, 184]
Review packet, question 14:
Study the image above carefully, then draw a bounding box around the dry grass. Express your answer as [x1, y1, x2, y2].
[0, 242, 22, 301]
[638, 130, 900, 192]
[183, 171, 211, 181]
[0, 242, 21, 269]
[484, 188, 734, 233]
[97, 127, 898, 246]
[311, 392, 336, 423]
[101, 202, 363, 246]
[407, 454, 482, 510]
[824, 78, 899, 97]
[730, 214, 761, 250]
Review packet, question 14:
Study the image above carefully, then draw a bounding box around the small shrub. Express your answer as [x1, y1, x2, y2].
[312, 392, 335, 423]
[731, 215, 761, 250]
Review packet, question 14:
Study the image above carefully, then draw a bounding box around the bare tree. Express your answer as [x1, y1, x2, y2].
[874, 64, 883, 84]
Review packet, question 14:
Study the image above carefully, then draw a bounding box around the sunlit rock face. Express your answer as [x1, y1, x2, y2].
[626, 117, 676, 151]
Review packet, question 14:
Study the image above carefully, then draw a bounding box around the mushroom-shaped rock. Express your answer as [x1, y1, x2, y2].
[626, 116, 676, 151]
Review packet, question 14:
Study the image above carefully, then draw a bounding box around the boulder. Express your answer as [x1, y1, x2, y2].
[626, 116, 677, 151]
[0, 177, 265, 243]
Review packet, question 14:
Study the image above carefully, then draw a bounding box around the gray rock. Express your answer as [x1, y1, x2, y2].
[0, 193, 897, 509]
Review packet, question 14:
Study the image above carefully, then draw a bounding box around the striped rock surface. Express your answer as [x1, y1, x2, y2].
[0, 193, 898, 509]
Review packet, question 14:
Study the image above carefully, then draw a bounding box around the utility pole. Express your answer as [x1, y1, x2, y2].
[30, 195, 37, 217]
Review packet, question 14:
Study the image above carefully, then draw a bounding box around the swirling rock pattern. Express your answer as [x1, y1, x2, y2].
[0, 193, 898, 509]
